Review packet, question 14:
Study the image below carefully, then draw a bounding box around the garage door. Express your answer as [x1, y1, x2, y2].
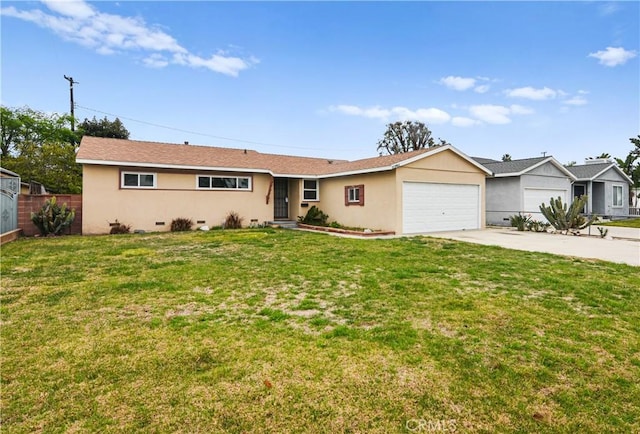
[402, 182, 480, 234]
[523, 188, 567, 222]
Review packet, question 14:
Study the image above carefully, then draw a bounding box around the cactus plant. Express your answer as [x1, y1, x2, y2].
[30, 196, 75, 236]
[539, 195, 596, 234]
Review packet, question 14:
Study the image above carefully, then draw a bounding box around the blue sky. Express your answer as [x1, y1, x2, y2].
[1, 1, 638, 164]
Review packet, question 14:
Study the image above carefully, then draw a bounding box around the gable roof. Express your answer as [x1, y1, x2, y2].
[565, 162, 633, 184]
[474, 156, 576, 179]
[76, 136, 491, 178]
[471, 156, 500, 165]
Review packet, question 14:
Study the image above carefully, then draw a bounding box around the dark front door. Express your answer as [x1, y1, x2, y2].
[574, 184, 586, 213]
[274, 178, 289, 219]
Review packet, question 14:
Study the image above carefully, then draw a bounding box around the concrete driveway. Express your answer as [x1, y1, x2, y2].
[425, 225, 640, 267]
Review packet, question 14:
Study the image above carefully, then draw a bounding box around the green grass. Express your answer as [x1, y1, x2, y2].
[598, 217, 640, 228]
[2, 229, 639, 433]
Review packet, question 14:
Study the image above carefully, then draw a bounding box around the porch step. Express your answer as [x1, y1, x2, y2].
[267, 220, 298, 229]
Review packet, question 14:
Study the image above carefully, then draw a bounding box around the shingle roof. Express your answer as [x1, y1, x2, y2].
[565, 163, 613, 180]
[477, 156, 549, 175]
[76, 136, 438, 177]
[471, 157, 500, 165]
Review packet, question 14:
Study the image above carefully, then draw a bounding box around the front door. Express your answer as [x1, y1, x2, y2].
[574, 184, 586, 213]
[274, 178, 289, 219]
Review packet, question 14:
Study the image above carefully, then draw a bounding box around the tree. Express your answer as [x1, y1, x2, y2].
[502, 154, 512, 162]
[0, 106, 81, 193]
[587, 152, 612, 160]
[78, 116, 130, 139]
[376, 121, 450, 155]
[615, 135, 640, 205]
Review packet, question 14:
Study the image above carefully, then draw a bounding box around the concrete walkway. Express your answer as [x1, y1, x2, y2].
[425, 226, 640, 267]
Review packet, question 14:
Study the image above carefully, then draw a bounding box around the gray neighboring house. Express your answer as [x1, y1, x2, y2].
[565, 160, 633, 218]
[473, 156, 576, 226]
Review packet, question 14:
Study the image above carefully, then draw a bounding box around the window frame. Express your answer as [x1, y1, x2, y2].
[344, 184, 365, 206]
[612, 184, 624, 208]
[121, 171, 157, 189]
[196, 175, 252, 191]
[302, 179, 319, 201]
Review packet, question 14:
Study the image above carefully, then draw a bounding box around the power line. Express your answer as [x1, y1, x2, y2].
[75, 104, 322, 151]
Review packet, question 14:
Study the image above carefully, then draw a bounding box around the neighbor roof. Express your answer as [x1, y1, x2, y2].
[565, 162, 633, 184]
[76, 137, 491, 178]
[474, 156, 576, 179]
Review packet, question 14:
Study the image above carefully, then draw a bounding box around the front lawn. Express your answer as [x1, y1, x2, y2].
[2, 230, 639, 432]
[598, 217, 640, 228]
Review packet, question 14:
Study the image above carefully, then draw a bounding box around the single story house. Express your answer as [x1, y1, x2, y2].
[76, 137, 491, 235]
[472, 156, 577, 225]
[565, 160, 633, 218]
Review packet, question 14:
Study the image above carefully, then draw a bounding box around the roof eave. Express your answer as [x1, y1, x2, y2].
[76, 158, 274, 175]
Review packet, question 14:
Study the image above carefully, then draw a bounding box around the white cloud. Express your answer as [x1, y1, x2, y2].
[143, 53, 169, 68]
[42, 0, 95, 19]
[468, 104, 534, 125]
[474, 84, 490, 94]
[0, 1, 257, 77]
[438, 76, 476, 91]
[451, 117, 481, 127]
[509, 104, 534, 115]
[598, 3, 620, 16]
[562, 96, 588, 106]
[469, 105, 512, 124]
[505, 86, 557, 100]
[330, 105, 451, 124]
[588, 46, 637, 67]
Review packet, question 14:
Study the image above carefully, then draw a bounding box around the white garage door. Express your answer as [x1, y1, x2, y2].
[402, 182, 480, 234]
[523, 188, 568, 222]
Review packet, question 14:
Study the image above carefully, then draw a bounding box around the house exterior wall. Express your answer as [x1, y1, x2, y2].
[315, 171, 396, 231]
[485, 162, 572, 226]
[594, 167, 630, 217]
[82, 165, 274, 234]
[395, 150, 487, 233]
[485, 177, 521, 225]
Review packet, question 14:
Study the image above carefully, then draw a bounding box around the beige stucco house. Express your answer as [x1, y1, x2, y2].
[76, 137, 491, 235]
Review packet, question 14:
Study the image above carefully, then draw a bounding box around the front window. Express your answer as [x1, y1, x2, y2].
[121, 172, 156, 188]
[345, 184, 365, 206]
[197, 175, 251, 190]
[613, 185, 623, 207]
[303, 179, 319, 201]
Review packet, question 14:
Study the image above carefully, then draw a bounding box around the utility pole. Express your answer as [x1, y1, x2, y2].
[63, 75, 78, 131]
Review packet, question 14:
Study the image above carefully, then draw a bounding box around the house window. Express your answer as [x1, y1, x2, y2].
[303, 179, 319, 201]
[345, 184, 365, 206]
[613, 185, 623, 207]
[197, 175, 251, 190]
[121, 172, 156, 189]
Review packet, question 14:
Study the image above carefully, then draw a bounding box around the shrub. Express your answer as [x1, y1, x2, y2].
[109, 220, 131, 234]
[224, 211, 243, 229]
[30, 196, 75, 236]
[170, 217, 193, 232]
[527, 220, 550, 232]
[539, 195, 597, 234]
[509, 213, 531, 231]
[597, 227, 609, 238]
[298, 206, 329, 226]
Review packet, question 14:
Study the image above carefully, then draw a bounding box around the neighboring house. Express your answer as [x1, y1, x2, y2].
[0, 167, 21, 234]
[472, 156, 577, 225]
[76, 137, 491, 235]
[565, 159, 633, 218]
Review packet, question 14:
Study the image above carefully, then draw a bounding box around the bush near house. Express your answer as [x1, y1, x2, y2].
[30, 196, 75, 236]
[539, 195, 597, 234]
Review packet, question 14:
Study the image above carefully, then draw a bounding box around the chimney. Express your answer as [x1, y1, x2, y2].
[585, 158, 611, 165]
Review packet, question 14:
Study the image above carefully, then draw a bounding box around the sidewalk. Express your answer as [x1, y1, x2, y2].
[426, 227, 640, 267]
